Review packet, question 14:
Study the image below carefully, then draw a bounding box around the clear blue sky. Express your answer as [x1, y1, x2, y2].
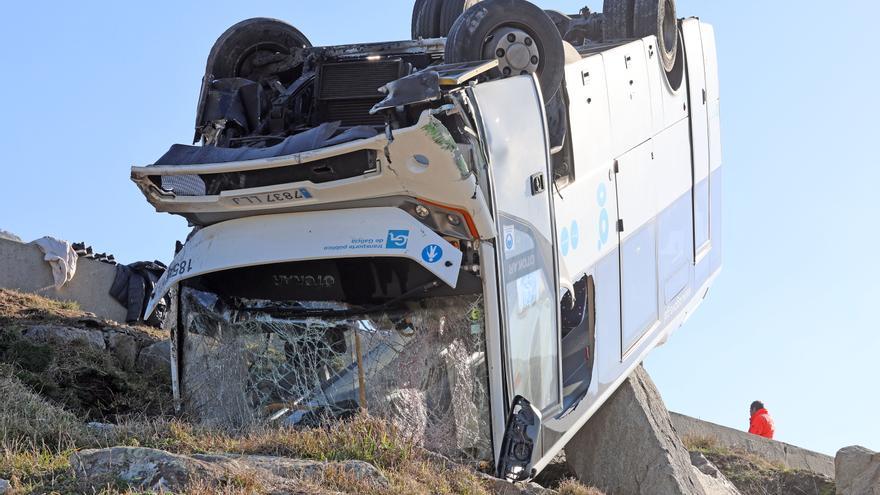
[1, 1, 877, 456]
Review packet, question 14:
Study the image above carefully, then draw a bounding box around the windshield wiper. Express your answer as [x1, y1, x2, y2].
[237, 280, 441, 318]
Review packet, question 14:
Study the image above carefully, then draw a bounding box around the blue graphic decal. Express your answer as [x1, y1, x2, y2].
[560, 228, 570, 256]
[570, 221, 580, 250]
[597, 183, 610, 251]
[386, 230, 410, 249]
[422, 244, 443, 263]
[598, 210, 610, 250]
[298, 188, 312, 199]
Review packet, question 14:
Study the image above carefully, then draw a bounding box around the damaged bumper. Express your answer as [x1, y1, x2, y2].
[144, 206, 465, 317]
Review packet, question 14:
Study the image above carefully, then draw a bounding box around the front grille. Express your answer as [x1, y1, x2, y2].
[316, 59, 408, 126]
[198, 149, 379, 195]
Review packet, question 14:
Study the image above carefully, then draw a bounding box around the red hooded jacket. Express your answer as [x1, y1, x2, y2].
[749, 408, 775, 439]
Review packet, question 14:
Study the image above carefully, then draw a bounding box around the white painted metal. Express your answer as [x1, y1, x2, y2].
[603, 40, 653, 158]
[565, 54, 614, 176]
[131, 111, 497, 238]
[683, 19, 710, 185]
[701, 23, 722, 173]
[143, 207, 464, 316]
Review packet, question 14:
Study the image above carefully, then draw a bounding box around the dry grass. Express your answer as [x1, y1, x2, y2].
[557, 479, 606, 495]
[0, 289, 173, 420]
[0, 289, 599, 494]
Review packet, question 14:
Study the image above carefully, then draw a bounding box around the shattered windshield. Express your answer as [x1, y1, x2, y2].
[179, 287, 492, 461]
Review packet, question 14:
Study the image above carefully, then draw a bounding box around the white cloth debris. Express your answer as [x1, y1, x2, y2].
[31, 236, 78, 289]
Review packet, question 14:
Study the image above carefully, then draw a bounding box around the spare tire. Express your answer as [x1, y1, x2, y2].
[445, 0, 564, 102]
[633, 0, 677, 72]
[205, 18, 311, 80]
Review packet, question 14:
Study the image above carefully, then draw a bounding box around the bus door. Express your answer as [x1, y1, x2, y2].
[470, 75, 561, 479]
[682, 19, 712, 262]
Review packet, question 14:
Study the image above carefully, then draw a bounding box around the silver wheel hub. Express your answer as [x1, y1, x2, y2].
[485, 27, 540, 77]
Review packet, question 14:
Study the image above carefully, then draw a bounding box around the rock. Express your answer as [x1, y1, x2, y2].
[208, 454, 390, 488]
[136, 339, 171, 376]
[476, 472, 556, 494]
[0, 478, 10, 494]
[689, 453, 741, 495]
[836, 445, 880, 495]
[23, 325, 105, 350]
[86, 422, 117, 434]
[107, 332, 139, 369]
[565, 365, 707, 495]
[70, 446, 390, 494]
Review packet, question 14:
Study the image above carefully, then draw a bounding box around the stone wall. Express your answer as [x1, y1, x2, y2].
[0, 237, 127, 322]
[670, 412, 834, 477]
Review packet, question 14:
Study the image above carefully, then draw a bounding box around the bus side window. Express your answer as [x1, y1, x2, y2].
[560, 276, 595, 411]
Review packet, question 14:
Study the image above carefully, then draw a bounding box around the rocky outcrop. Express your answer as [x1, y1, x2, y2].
[22, 324, 106, 351]
[0, 478, 9, 494]
[690, 453, 741, 495]
[70, 446, 389, 494]
[836, 445, 880, 495]
[671, 412, 835, 477]
[135, 339, 171, 376]
[565, 365, 730, 495]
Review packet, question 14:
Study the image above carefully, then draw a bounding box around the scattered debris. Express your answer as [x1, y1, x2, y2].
[31, 236, 78, 289]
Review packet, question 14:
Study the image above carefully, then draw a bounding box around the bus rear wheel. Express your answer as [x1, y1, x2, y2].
[444, 0, 564, 102]
[603, 0, 678, 73]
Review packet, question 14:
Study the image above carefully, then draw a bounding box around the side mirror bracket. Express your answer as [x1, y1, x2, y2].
[496, 395, 542, 482]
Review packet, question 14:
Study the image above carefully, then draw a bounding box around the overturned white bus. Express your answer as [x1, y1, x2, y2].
[132, 0, 721, 481]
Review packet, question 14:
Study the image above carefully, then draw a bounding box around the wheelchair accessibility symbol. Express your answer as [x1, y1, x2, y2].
[422, 244, 443, 263]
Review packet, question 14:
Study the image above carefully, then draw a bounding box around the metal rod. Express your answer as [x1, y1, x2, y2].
[354, 325, 368, 411]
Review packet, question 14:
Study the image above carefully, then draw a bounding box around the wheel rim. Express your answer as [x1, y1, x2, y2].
[482, 26, 541, 77]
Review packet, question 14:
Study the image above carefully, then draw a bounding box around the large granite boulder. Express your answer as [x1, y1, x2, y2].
[836, 445, 880, 494]
[22, 325, 105, 351]
[565, 365, 726, 495]
[689, 452, 741, 495]
[70, 446, 388, 494]
[135, 339, 171, 376]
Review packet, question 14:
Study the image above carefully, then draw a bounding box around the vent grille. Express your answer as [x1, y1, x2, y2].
[316, 59, 407, 126]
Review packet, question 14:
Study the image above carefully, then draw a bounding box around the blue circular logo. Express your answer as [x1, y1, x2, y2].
[422, 244, 443, 263]
[560, 228, 570, 256]
[505, 233, 514, 250]
[570, 221, 580, 250]
[597, 183, 607, 207]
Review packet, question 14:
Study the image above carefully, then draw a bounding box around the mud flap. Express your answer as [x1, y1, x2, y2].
[496, 396, 542, 482]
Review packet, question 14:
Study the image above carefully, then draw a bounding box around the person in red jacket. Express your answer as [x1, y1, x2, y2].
[748, 400, 775, 439]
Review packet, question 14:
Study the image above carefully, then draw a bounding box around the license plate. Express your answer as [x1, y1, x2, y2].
[227, 188, 313, 207]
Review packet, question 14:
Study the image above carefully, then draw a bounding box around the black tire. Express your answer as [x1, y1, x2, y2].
[413, 0, 444, 38]
[411, 0, 428, 38]
[439, 0, 481, 37]
[205, 18, 311, 80]
[445, 0, 564, 102]
[602, 0, 635, 40]
[633, 0, 677, 73]
[544, 10, 572, 38]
